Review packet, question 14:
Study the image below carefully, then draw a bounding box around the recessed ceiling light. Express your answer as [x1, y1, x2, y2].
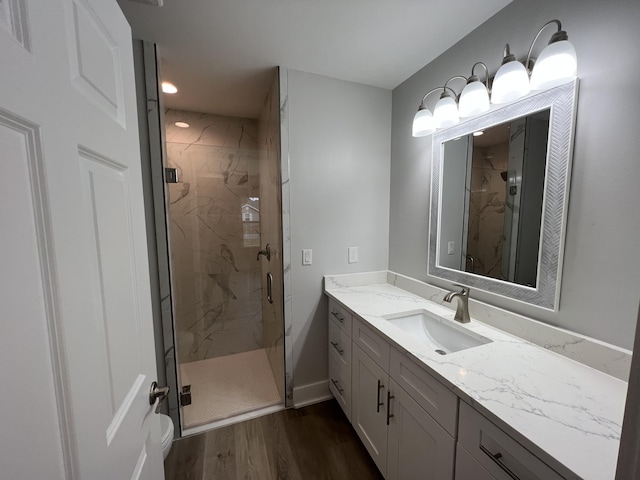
[175, 122, 190, 128]
[473, 130, 484, 136]
[162, 82, 178, 94]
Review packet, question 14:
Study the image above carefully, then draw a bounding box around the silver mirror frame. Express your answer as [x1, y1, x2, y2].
[428, 79, 579, 310]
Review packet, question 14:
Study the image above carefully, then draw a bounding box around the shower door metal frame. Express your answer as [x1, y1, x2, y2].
[138, 40, 182, 434]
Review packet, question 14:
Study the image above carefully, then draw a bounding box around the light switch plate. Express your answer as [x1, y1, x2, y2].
[348, 246, 358, 263]
[302, 249, 312, 265]
[447, 241, 455, 255]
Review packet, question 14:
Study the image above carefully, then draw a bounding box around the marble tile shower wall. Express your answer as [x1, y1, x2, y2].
[467, 141, 508, 278]
[165, 109, 262, 363]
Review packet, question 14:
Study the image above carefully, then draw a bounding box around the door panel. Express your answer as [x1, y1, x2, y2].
[79, 150, 143, 410]
[0, 109, 67, 480]
[0, 0, 163, 477]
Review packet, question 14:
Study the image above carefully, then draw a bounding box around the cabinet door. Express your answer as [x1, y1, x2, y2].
[352, 344, 389, 476]
[387, 380, 456, 480]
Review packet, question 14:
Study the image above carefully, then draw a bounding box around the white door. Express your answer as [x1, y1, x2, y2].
[0, 1, 164, 479]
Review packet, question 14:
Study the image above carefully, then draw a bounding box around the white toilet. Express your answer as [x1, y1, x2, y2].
[160, 414, 174, 460]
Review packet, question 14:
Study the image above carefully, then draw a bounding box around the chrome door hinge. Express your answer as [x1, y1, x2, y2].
[180, 385, 192, 406]
[165, 167, 179, 183]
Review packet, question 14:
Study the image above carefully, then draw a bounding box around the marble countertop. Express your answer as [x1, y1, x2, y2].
[325, 279, 627, 480]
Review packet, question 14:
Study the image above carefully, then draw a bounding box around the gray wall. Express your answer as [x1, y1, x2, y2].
[288, 70, 391, 396]
[390, 0, 640, 349]
[439, 137, 469, 270]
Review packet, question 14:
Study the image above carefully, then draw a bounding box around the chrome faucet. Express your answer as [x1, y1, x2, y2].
[443, 284, 471, 323]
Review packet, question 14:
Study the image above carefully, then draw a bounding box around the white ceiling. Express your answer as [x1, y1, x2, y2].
[117, 0, 512, 119]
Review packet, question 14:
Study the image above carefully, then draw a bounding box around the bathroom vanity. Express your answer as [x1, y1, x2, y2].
[325, 272, 627, 480]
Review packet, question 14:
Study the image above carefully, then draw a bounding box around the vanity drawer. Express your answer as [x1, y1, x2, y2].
[329, 317, 351, 369]
[328, 299, 352, 336]
[390, 347, 458, 436]
[458, 402, 565, 480]
[329, 356, 351, 420]
[352, 317, 390, 371]
[455, 443, 496, 480]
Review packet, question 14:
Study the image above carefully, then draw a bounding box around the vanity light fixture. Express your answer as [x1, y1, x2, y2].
[411, 19, 577, 137]
[459, 63, 490, 117]
[161, 81, 178, 94]
[493, 20, 577, 103]
[412, 81, 463, 137]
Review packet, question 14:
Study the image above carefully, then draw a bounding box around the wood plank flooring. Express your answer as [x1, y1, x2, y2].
[164, 400, 383, 480]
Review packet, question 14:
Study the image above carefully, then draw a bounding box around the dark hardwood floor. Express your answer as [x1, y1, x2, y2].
[164, 399, 383, 480]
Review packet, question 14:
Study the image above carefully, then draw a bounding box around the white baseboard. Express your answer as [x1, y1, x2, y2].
[293, 380, 332, 408]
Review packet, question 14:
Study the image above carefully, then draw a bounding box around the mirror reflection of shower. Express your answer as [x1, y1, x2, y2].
[440, 110, 550, 287]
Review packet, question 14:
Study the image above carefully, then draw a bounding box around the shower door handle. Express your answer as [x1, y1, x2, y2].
[266, 273, 274, 304]
[257, 244, 271, 261]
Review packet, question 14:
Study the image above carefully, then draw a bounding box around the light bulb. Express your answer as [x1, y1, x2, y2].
[434, 95, 459, 128]
[412, 108, 436, 137]
[530, 39, 577, 90]
[459, 80, 490, 117]
[491, 60, 530, 104]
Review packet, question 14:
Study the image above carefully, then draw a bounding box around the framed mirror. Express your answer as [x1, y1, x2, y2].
[428, 79, 578, 310]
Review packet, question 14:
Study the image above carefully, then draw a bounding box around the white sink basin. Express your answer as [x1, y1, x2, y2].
[382, 309, 491, 355]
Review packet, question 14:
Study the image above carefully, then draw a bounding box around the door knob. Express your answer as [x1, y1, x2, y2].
[257, 243, 271, 261]
[149, 381, 170, 414]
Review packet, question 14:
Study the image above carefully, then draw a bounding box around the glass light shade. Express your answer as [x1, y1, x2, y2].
[491, 60, 530, 104]
[458, 81, 490, 117]
[530, 40, 577, 90]
[412, 108, 435, 137]
[434, 95, 459, 128]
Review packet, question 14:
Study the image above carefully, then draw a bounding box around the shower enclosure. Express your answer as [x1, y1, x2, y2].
[139, 42, 288, 435]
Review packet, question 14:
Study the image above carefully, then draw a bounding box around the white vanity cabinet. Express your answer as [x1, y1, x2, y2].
[349, 315, 457, 480]
[456, 402, 566, 480]
[324, 277, 621, 480]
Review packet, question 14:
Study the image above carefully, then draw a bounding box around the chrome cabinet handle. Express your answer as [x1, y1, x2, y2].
[149, 381, 170, 414]
[479, 445, 521, 480]
[266, 273, 273, 304]
[331, 378, 344, 394]
[331, 311, 344, 323]
[376, 380, 384, 412]
[386, 390, 395, 425]
[330, 341, 344, 355]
